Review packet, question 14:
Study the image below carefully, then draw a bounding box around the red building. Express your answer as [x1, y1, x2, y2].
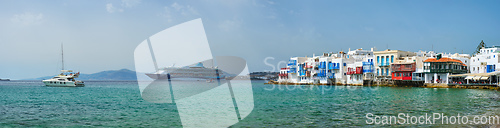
[346, 67, 363, 75]
[391, 62, 416, 80]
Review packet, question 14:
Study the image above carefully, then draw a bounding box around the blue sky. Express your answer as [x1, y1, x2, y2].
[1, 0, 500, 79]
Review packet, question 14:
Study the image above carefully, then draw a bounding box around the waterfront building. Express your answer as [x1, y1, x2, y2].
[345, 48, 374, 85]
[423, 55, 468, 83]
[411, 51, 437, 81]
[330, 52, 349, 84]
[391, 58, 416, 81]
[278, 68, 289, 82]
[470, 46, 500, 74]
[442, 53, 471, 71]
[373, 49, 416, 81]
[283, 57, 309, 83]
[346, 62, 364, 85]
[317, 53, 337, 84]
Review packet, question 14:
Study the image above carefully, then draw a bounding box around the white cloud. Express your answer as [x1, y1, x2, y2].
[171, 2, 183, 11]
[218, 19, 242, 31]
[267, 0, 275, 5]
[163, 6, 173, 23]
[106, 3, 124, 13]
[122, 0, 141, 7]
[11, 12, 44, 26]
[162, 2, 199, 22]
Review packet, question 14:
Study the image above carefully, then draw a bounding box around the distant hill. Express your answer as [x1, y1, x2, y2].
[30, 69, 137, 80]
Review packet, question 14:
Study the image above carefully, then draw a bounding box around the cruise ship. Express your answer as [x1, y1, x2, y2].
[146, 62, 225, 80]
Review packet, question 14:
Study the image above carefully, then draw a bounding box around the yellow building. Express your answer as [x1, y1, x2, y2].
[373, 49, 416, 80]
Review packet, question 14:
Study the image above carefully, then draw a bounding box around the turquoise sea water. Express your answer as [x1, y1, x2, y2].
[0, 80, 499, 127]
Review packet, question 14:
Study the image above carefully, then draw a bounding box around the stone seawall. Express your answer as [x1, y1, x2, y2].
[267, 80, 500, 90]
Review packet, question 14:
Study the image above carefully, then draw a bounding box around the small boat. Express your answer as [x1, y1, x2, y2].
[206, 78, 214, 83]
[43, 70, 84, 87]
[42, 43, 85, 87]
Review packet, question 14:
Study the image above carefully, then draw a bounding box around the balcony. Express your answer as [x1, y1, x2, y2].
[328, 62, 340, 70]
[305, 65, 313, 68]
[362, 63, 373, 73]
[487, 65, 495, 73]
[391, 63, 416, 72]
[299, 70, 306, 76]
[362, 62, 373, 66]
[346, 67, 363, 75]
[378, 63, 390, 67]
[329, 73, 334, 78]
[318, 62, 327, 69]
[279, 73, 288, 78]
[317, 70, 327, 77]
[356, 67, 363, 74]
[287, 68, 296, 73]
[287, 60, 297, 66]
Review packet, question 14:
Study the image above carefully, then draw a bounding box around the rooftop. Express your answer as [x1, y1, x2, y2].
[424, 57, 466, 66]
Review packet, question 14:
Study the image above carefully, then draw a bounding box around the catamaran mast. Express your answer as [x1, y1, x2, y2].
[61, 43, 64, 71]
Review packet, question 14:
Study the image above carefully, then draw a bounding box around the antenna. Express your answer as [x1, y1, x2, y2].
[61, 43, 64, 70]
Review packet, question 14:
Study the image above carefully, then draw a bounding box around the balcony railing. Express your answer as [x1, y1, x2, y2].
[346, 67, 363, 75]
[328, 62, 340, 70]
[378, 63, 390, 67]
[362, 62, 373, 66]
[487, 65, 495, 73]
[287, 68, 296, 73]
[318, 62, 327, 69]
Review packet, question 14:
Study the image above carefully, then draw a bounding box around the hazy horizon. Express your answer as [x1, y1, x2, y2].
[1, 0, 500, 79]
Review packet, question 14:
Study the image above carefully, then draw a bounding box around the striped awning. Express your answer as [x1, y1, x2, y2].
[464, 76, 474, 80]
[473, 76, 482, 80]
[480, 76, 489, 80]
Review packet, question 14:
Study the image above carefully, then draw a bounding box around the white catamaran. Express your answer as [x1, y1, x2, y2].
[42, 44, 85, 87]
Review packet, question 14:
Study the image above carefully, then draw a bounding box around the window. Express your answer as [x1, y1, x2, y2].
[377, 69, 379, 75]
[381, 69, 384, 76]
[386, 56, 389, 63]
[377, 56, 380, 63]
[391, 55, 394, 63]
[386, 68, 389, 76]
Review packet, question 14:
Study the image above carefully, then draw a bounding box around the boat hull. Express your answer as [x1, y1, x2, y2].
[42, 81, 85, 87]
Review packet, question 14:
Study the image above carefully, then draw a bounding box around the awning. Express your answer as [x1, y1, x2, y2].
[464, 76, 474, 80]
[480, 76, 489, 80]
[473, 76, 482, 80]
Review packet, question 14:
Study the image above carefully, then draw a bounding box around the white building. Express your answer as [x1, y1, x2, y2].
[470, 46, 500, 74]
[279, 48, 375, 85]
[423, 56, 468, 84]
[442, 53, 471, 71]
[411, 51, 437, 81]
[345, 48, 374, 85]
